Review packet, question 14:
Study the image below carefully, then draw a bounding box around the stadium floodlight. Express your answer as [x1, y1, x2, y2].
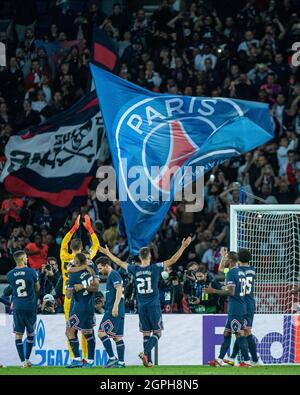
[230, 204, 300, 364]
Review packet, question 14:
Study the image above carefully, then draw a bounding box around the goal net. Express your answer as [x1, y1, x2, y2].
[230, 205, 300, 364]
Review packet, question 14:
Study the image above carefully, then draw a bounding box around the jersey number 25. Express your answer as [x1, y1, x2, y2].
[239, 277, 253, 296]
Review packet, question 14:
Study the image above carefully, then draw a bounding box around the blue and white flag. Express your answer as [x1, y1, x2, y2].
[90, 65, 274, 254]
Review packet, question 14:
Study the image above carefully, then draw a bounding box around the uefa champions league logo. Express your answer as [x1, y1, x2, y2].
[96, 96, 244, 213]
[36, 319, 46, 349]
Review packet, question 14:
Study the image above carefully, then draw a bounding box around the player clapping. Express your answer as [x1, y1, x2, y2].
[60, 214, 100, 363]
[65, 253, 99, 368]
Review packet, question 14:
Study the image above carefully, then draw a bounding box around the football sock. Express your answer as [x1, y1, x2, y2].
[238, 336, 250, 362]
[247, 334, 258, 362]
[230, 338, 240, 359]
[116, 340, 125, 363]
[143, 335, 152, 362]
[81, 333, 88, 360]
[100, 335, 115, 359]
[69, 338, 80, 359]
[85, 333, 95, 361]
[144, 334, 160, 357]
[25, 335, 34, 360]
[218, 335, 231, 359]
[15, 339, 25, 362]
[67, 339, 74, 359]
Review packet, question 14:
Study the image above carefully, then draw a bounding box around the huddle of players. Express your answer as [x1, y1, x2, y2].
[205, 247, 260, 367]
[6, 214, 192, 368]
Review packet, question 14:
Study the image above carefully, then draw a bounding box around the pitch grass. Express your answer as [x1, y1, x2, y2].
[1, 366, 300, 375]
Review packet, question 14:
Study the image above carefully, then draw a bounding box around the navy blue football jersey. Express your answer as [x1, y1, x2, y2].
[127, 262, 164, 306]
[7, 267, 38, 310]
[240, 265, 256, 313]
[105, 270, 125, 316]
[226, 266, 247, 315]
[67, 270, 95, 313]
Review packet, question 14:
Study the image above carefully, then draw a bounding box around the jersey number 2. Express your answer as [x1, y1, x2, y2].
[16, 279, 28, 297]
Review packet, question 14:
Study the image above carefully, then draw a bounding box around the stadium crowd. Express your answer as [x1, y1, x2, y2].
[1, 0, 300, 314]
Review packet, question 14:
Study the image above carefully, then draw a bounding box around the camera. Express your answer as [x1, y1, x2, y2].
[95, 296, 103, 304]
[45, 264, 52, 271]
[188, 295, 198, 303]
[186, 270, 196, 280]
[45, 300, 54, 308]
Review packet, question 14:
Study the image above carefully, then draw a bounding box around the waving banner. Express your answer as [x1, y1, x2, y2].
[0, 91, 108, 207]
[90, 64, 274, 254]
[0, 28, 120, 209]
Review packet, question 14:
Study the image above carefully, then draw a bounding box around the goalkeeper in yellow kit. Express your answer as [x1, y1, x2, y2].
[60, 214, 100, 362]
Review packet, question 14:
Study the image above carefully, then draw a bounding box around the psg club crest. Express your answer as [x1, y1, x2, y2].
[115, 96, 244, 214]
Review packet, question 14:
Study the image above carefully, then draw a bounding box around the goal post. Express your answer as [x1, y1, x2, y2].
[230, 205, 300, 364]
[230, 204, 300, 313]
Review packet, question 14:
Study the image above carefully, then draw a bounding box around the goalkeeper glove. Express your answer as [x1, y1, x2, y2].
[83, 214, 94, 234]
[70, 214, 80, 235]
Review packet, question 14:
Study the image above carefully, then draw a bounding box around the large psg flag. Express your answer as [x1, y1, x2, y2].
[90, 64, 274, 254]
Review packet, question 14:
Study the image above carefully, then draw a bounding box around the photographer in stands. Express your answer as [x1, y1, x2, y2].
[41, 294, 57, 315]
[95, 291, 105, 314]
[188, 269, 222, 314]
[183, 261, 199, 296]
[39, 257, 62, 302]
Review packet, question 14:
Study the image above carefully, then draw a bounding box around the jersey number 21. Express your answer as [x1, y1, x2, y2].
[137, 277, 153, 294]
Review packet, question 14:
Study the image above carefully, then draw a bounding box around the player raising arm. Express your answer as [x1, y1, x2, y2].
[99, 236, 192, 367]
[99, 236, 192, 272]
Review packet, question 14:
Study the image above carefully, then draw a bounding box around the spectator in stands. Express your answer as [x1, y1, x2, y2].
[15, 99, 41, 130]
[25, 233, 49, 271]
[95, 292, 105, 314]
[102, 214, 119, 248]
[0, 196, 24, 226]
[277, 135, 297, 176]
[13, 0, 37, 44]
[110, 2, 130, 36]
